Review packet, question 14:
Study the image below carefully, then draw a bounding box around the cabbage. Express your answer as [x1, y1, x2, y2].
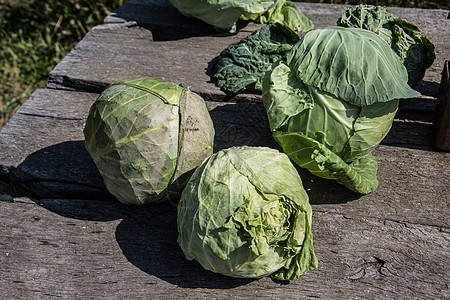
[214, 24, 300, 94]
[84, 77, 215, 204]
[168, 0, 313, 33]
[337, 5, 435, 85]
[177, 146, 317, 281]
[262, 27, 420, 194]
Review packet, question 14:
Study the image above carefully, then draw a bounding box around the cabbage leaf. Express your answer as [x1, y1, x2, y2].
[169, 0, 313, 33]
[214, 24, 300, 94]
[286, 27, 420, 107]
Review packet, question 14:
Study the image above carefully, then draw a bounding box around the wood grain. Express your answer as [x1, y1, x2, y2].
[1, 198, 448, 299]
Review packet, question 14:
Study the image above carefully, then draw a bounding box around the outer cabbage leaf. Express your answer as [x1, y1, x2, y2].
[214, 24, 299, 94]
[177, 146, 318, 280]
[244, 0, 314, 33]
[168, 0, 312, 33]
[273, 131, 379, 194]
[337, 5, 435, 85]
[341, 99, 398, 162]
[262, 58, 399, 194]
[286, 27, 420, 107]
[84, 77, 214, 204]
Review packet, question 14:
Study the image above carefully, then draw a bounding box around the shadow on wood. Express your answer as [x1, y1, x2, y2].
[8, 141, 112, 200]
[208, 103, 278, 152]
[34, 197, 257, 288]
[411, 80, 441, 100]
[115, 203, 257, 289]
[106, 0, 251, 41]
[35, 198, 124, 222]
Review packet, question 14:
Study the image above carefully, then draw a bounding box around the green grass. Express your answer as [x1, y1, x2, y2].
[0, 0, 123, 128]
[0, 0, 448, 128]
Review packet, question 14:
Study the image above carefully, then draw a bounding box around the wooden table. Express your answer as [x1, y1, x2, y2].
[1, 1, 449, 298]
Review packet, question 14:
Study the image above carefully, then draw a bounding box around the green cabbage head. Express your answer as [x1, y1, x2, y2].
[168, 0, 313, 33]
[84, 77, 215, 205]
[262, 27, 421, 194]
[177, 146, 318, 281]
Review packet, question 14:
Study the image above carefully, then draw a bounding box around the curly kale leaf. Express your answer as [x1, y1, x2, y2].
[213, 24, 299, 94]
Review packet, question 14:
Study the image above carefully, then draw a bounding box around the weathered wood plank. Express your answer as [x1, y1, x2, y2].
[0, 89, 107, 199]
[48, 1, 449, 106]
[0, 88, 95, 168]
[0, 88, 448, 229]
[1, 198, 448, 299]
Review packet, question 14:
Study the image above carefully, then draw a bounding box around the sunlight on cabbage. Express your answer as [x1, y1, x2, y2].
[169, 0, 313, 33]
[177, 146, 317, 281]
[84, 77, 214, 204]
[262, 27, 420, 194]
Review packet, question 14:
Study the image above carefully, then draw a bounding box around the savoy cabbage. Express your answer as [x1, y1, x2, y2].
[337, 4, 435, 85]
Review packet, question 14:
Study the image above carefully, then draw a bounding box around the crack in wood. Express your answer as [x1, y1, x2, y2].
[39, 240, 60, 248]
[347, 256, 389, 281]
[17, 112, 84, 122]
[313, 209, 450, 231]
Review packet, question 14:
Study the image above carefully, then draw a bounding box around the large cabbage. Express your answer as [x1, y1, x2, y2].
[84, 77, 215, 204]
[177, 146, 318, 281]
[262, 27, 420, 194]
[337, 5, 435, 85]
[168, 0, 313, 33]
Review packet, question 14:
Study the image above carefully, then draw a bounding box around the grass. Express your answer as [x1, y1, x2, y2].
[0, 0, 123, 128]
[0, 0, 448, 129]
